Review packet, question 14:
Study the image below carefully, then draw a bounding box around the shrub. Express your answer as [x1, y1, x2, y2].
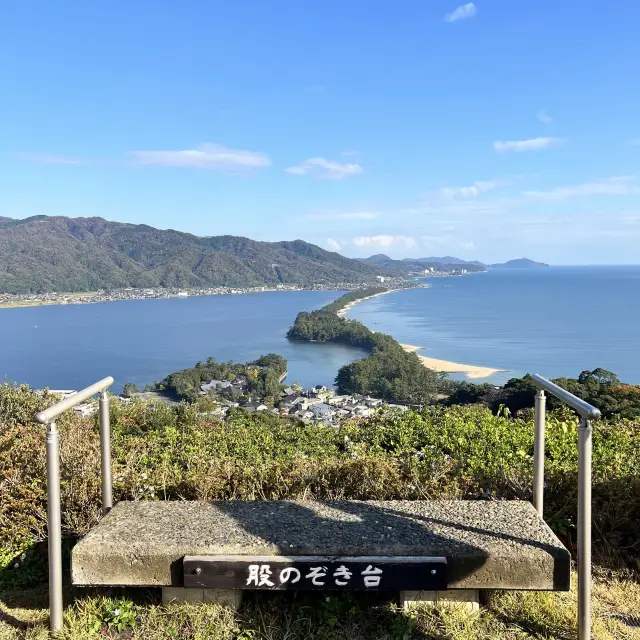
[1, 384, 639, 571]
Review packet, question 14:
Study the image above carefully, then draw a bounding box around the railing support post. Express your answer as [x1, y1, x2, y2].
[533, 389, 546, 516]
[45, 422, 63, 635]
[578, 418, 592, 640]
[99, 391, 113, 515]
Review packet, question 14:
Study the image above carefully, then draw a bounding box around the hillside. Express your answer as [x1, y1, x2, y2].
[361, 254, 486, 274]
[490, 258, 550, 269]
[0, 216, 381, 294]
[404, 255, 472, 265]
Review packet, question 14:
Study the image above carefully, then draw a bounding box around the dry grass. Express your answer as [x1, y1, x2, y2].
[1, 571, 639, 640]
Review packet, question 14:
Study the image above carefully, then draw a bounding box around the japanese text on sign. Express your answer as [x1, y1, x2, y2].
[246, 563, 383, 588]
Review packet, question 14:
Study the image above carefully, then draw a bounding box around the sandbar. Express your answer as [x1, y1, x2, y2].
[337, 289, 506, 380]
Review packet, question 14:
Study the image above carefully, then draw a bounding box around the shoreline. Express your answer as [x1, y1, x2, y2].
[0, 285, 362, 311]
[339, 288, 506, 380]
[400, 344, 506, 379]
[336, 288, 404, 316]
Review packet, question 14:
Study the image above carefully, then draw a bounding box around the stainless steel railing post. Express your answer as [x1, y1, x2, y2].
[578, 418, 593, 640]
[45, 421, 63, 634]
[99, 391, 113, 514]
[36, 376, 114, 634]
[530, 374, 600, 640]
[533, 389, 546, 516]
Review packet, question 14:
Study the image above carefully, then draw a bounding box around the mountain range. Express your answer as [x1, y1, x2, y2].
[362, 254, 548, 273]
[0, 216, 380, 294]
[0, 215, 550, 294]
[360, 254, 486, 274]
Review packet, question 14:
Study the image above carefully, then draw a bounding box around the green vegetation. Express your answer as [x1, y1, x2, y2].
[1, 384, 639, 638]
[447, 368, 640, 419]
[122, 383, 139, 398]
[287, 289, 442, 404]
[0, 216, 380, 294]
[151, 353, 287, 403]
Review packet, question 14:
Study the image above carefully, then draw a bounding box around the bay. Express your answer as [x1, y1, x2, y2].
[0, 291, 367, 393]
[345, 266, 640, 385]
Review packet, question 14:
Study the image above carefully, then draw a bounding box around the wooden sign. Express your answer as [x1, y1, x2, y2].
[183, 555, 447, 591]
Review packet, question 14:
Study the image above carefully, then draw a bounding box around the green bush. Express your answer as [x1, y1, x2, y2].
[1, 384, 639, 574]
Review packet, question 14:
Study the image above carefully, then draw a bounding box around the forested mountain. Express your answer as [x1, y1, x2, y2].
[0, 216, 381, 294]
[360, 254, 486, 274]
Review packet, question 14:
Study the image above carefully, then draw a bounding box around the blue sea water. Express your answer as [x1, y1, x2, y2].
[0, 291, 366, 393]
[346, 266, 640, 385]
[1, 267, 639, 393]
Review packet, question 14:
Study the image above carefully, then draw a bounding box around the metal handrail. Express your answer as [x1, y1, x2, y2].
[530, 374, 602, 420]
[35, 377, 114, 635]
[530, 373, 600, 640]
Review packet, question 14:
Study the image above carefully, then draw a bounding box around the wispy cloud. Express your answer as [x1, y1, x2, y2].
[524, 176, 640, 200]
[127, 143, 271, 172]
[286, 157, 363, 180]
[305, 211, 379, 221]
[631, 138, 640, 146]
[352, 235, 416, 249]
[18, 153, 85, 165]
[341, 150, 361, 157]
[444, 2, 477, 22]
[493, 137, 564, 152]
[326, 238, 342, 251]
[438, 179, 505, 199]
[537, 109, 553, 124]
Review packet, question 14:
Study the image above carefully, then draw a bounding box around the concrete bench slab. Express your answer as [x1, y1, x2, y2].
[72, 500, 570, 591]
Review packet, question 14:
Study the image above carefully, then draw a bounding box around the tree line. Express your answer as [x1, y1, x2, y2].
[445, 368, 640, 420]
[148, 353, 287, 403]
[287, 288, 442, 405]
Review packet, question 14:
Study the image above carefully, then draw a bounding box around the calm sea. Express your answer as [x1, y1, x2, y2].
[2, 267, 639, 393]
[0, 291, 366, 393]
[346, 266, 640, 385]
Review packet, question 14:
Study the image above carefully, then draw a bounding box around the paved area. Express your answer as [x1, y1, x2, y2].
[72, 500, 570, 590]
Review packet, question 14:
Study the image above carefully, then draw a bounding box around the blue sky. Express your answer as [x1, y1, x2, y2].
[2, 1, 640, 264]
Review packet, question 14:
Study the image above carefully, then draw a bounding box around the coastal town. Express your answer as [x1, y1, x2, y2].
[0, 264, 475, 309]
[0, 281, 395, 309]
[41, 378, 409, 428]
[195, 378, 410, 425]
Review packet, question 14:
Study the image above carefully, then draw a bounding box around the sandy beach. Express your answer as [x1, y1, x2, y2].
[400, 344, 505, 379]
[339, 288, 505, 380]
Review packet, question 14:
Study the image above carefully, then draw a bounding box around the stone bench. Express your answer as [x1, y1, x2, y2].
[72, 500, 570, 611]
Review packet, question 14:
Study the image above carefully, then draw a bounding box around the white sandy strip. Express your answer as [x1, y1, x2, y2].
[336, 290, 505, 380]
[336, 289, 399, 317]
[400, 344, 505, 379]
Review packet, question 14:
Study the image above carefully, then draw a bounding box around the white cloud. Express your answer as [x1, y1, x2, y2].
[326, 238, 342, 252]
[493, 137, 564, 152]
[341, 150, 361, 156]
[352, 235, 416, 249]
[444, 2, 476, 22]
[127, 143, 271, 172]
[438, 179, 504, 199]
[524, 176, 640, 200]
[305, 211, 379, 221]
[537, 110, 553, 124]
[286, 157, 363, 180]
[18, 153, 84, 165]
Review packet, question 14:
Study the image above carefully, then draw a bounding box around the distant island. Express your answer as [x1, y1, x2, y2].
[488, 258, 550, 269]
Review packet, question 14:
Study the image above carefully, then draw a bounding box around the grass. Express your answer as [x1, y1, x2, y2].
[1, 571, 639, 639]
